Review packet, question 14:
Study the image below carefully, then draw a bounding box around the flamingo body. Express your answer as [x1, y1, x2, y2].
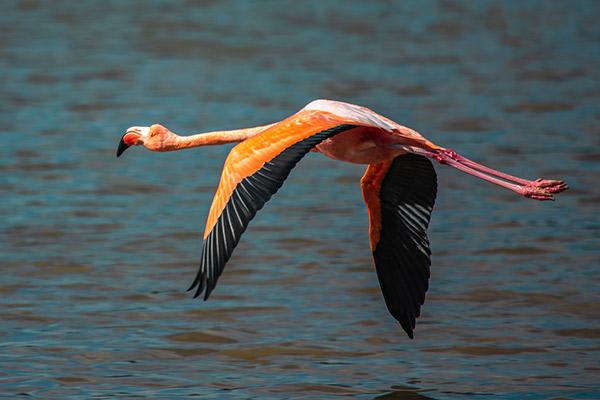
[117, 99, 568, 338]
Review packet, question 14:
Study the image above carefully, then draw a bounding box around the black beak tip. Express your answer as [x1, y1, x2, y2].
[116, 137, 130, 158]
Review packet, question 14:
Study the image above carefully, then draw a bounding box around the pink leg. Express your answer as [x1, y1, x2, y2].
[443, 149, 567, 193]
[434, 153, 555, 200]
[402, 146, 568, 201]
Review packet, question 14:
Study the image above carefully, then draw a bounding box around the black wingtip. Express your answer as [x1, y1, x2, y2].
[203, 284, 213, 301]
[192, 274, 207, 299]
[187, 274, 200, 292]
[397, 318, 414, 338]
[193, 282, 203, 299]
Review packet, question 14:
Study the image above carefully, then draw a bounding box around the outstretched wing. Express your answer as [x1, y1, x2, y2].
[361, 154, 437, 338]
[188, 110, 358, 299]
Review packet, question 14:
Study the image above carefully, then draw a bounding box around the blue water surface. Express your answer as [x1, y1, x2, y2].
[1, 1, 599, 399]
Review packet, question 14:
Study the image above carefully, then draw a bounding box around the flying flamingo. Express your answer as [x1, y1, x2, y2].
[116, 99, 567, 338]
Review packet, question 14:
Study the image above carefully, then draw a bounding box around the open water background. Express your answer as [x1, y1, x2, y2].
[1, 1, 599, 398]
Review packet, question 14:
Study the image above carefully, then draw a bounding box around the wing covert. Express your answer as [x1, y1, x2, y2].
[189, 122, 358, 300]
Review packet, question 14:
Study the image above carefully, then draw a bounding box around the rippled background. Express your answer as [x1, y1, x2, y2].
[1, 1, 599, 398]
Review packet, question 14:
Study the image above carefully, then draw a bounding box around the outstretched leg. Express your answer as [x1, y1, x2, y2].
[399, 146, 568, 201]
[441, 149, 567, 193]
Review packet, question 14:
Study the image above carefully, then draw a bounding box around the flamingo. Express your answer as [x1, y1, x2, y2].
[116, 99, 567, 338]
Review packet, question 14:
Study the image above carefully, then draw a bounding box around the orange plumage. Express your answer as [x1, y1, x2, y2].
[117, 99, 568, 338]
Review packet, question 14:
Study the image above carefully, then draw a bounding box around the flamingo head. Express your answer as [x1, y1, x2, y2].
[116, 124, 176, 157]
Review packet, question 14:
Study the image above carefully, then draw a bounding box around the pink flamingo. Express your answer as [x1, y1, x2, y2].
[117, 99, 567, 338]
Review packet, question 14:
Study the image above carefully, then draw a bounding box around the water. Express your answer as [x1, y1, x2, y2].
[1, 1, 599, 398]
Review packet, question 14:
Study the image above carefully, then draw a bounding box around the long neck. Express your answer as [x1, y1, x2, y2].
[173, 123, 276, 150]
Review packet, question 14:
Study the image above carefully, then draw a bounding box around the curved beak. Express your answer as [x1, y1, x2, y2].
[116, 134, 130, 158]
